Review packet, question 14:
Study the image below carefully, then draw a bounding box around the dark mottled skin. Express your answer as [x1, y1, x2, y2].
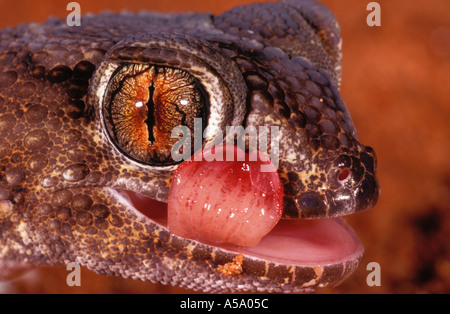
[0, 0, 379, 292]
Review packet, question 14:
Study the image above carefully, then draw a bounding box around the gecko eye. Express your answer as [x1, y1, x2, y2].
[92, 33, 247, 168]
[102, 63, 207, 165]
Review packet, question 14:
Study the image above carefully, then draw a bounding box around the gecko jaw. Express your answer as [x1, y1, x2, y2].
[112, 189, 364, 269]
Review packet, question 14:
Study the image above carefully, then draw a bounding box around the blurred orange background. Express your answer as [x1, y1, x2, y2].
[0, 0, 449, 294]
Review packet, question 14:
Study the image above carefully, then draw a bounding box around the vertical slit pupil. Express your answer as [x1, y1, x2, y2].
[146, 84, 156, 143]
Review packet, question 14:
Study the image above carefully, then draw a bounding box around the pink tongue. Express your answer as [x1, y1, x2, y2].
[167, 145, 283, 247]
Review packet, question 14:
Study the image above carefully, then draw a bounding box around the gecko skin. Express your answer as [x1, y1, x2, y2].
[0, 0, 379, 292]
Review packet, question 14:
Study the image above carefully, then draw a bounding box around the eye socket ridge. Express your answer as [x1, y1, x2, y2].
[103, 63, 208, 166]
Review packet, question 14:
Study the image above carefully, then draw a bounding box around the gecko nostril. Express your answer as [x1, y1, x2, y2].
[337, 167, 351, 183]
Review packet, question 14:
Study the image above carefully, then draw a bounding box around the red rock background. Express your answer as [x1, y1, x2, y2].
[0, 0, 449, 294]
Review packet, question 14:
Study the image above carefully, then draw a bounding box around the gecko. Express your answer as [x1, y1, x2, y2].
[0, 0, 379, 292]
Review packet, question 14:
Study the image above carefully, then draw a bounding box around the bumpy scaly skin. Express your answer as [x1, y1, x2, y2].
[0, 0, 379, 292]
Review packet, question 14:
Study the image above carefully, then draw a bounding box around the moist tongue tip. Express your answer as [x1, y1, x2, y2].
[168, 144, 283, 247]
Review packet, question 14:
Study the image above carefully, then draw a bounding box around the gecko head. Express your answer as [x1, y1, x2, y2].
[0, 0, 379, 292]
[84, 27, 378, 291]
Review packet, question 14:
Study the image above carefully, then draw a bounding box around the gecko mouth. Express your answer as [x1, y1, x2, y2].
[117, 190, 363, 268]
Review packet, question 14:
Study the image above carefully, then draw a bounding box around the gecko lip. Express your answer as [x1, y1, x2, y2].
[116, 189, 364, 268]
